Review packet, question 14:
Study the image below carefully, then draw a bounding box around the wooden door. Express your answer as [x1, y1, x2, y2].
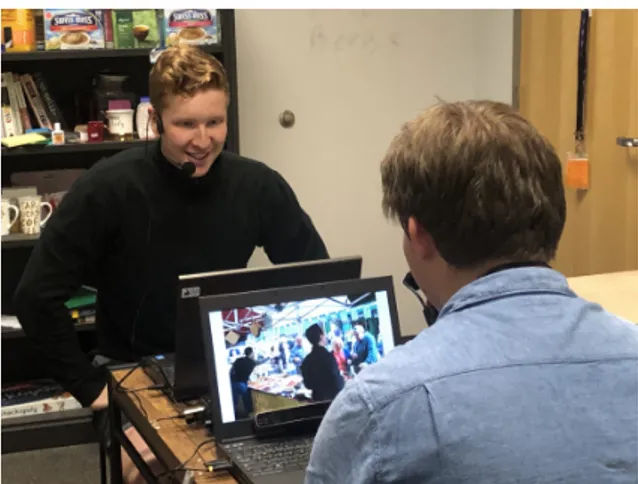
[519, 9, 638, 277]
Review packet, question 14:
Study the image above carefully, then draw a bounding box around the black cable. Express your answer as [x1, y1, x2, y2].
[156, 438, 220, 479]
[153, 414, 185, 423]
[129, 391, 148, 420]
[575, 9, 590, 143]
[120, 384, 165, 394]
[113, 361, 169, 420]
[114, 361, 143, 392]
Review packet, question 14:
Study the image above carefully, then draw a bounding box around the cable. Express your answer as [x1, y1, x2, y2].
[113, 361, 169, 420]
[129, 391, 148, 420]
[113, 361, 142, 392]
[120, 385, 165, 394]
[152, 414, 184, 423]
[156, 438, 222, 479]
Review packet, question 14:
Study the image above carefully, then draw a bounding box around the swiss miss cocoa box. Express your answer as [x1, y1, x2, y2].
[164, 9, 218, 46]
[44, 10, 105, 50]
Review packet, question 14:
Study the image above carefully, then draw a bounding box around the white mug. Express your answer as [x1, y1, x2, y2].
[1, 198, 20, 236]
[17, 195, 53, 235]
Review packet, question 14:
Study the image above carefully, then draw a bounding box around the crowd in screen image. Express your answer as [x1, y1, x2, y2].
[222, 294, 386, 419]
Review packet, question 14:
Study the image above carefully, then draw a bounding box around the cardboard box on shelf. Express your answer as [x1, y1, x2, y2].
[44, 9, 105, 50]
[112, 10, 160, 49]
[1, 9, 36, 52]
[164, 9, 218, 46]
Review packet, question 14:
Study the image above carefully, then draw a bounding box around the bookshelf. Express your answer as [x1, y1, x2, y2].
[1, 9, 239, 457]
[2, 139, 146, 157]
[1, 233, 40, 249]
[2, 44, 223, 61]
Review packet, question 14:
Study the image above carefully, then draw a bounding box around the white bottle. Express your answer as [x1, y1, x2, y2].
[51, 122, 65, 145]
[136, 97, 156, 140]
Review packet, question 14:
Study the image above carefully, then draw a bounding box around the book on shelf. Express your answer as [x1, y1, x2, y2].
[32, 72, 66, 130]
[1, 78, 19, 137]
[19, 73, 53, 130]
[1, 70, 68, 136]
[12, 72, 33, 131]
[1, 379, 81, 419]
[2, 72, 23, 134]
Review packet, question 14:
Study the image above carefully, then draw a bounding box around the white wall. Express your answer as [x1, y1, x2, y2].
[235, 9, 514, 336]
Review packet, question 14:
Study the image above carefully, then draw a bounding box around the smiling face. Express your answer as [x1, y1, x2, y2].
[153, 88, 228, 178]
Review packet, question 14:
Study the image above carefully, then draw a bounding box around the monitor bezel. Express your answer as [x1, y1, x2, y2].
[172, 256, 363, 401]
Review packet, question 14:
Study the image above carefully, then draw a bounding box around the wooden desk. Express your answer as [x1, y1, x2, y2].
[108, 367, 237, 484]
[567, 270, 638, 323]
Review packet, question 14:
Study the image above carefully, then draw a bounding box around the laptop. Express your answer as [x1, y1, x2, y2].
[198, 276, 401, 484]
[144, 256, 363, 401]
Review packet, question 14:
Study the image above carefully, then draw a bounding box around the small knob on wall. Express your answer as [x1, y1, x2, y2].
[279, 110, 296, 129]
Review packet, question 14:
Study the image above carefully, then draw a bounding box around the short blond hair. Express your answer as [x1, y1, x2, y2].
[149, 45, 229, 112]
[381, 100, 566, 268]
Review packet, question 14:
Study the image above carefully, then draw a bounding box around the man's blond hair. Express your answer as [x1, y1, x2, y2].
[149, 45, 229, 112]
[381, 100, 566, 268]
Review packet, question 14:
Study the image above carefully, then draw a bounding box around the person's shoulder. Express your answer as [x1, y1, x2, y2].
[217, 151, 275, 177]
[79, 145, 149, 188]
[583, 306, 638, 355]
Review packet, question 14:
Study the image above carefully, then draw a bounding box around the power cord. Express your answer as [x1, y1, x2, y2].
[113, 361, 169, 419]
[156, 438, 232, 479]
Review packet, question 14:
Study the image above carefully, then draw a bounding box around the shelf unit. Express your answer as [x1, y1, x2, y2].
[1, 9, 239, 456]
[2, 407, 98, 454]
[2, 233, 40, 249]
[2, 139, 146, 157]
[2, 323, 96, 340]
[2, 44, 223, 62]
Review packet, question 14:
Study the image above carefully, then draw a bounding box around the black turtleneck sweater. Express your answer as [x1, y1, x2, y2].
[13, 142, 328, 406]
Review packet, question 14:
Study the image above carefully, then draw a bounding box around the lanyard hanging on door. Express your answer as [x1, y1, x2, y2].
[575, 8, 591, 152]
[566, 9, 591, 190]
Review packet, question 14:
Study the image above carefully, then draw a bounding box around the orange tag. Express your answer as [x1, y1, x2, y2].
[566, 155, 590, 189]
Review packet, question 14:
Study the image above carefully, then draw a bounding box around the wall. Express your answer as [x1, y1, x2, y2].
[234, 9, 514, 336]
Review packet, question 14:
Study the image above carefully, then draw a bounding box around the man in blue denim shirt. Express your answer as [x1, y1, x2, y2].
[306, 101, 638, 483]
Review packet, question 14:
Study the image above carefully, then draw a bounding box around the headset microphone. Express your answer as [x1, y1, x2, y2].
[402, 272, 439, 326]
[164, 156, 196, 177]
[180, 161, 196, 177]
[155, 114, 196, 177]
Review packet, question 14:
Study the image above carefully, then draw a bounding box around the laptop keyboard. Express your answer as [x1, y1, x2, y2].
[225, 437, 313, 476]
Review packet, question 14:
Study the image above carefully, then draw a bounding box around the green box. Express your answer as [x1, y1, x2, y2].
[112, 10, 159, 49]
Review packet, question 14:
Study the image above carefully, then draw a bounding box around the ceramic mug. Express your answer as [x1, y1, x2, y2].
[1, 198, 20, 236]
[17, 195, 53, 235]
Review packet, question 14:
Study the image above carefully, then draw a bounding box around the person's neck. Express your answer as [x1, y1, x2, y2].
[428, 258, 533, 310]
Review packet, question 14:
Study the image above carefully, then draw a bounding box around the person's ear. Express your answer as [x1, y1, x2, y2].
[406, 216, 438, 262]
[148, 106, 160, 137]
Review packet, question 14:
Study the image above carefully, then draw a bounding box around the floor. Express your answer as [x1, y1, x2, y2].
[2, 444, 102, 483]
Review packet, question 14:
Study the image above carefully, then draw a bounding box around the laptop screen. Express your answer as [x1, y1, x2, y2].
[198, 277, 400, 433]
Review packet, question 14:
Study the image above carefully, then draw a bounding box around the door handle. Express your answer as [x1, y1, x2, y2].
[616, 137, 638, 147]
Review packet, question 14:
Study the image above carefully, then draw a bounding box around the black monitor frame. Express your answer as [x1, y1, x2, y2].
[173, 256, 363, 401]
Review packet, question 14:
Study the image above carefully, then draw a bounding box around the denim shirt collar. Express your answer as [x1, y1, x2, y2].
[437, 266, 575, 320]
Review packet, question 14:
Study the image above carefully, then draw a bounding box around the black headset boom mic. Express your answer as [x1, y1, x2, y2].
[180, 161, 196, 177]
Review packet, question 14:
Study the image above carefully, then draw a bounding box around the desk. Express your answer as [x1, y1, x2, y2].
[567, 270, 638, 324]
[108, 367, 236, 483]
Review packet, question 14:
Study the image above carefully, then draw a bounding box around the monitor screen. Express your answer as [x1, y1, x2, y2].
[173, 256, 363, 401]
[205, 287, 396, 424]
